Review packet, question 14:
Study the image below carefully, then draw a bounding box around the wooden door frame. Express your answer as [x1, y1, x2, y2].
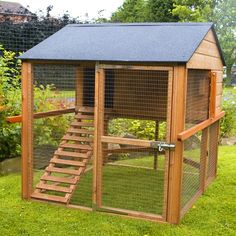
[93, 63, 174, 222]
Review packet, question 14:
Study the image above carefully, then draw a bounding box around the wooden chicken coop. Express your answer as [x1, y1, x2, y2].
[14, 23, 225, 224]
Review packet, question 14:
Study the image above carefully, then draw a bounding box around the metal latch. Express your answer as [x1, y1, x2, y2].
[150, 141, 175, 152]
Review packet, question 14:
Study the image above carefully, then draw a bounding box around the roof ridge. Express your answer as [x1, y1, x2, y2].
[67, 22, 213, 27]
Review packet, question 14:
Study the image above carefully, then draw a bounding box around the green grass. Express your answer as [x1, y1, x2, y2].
[0, 146, 236, 235]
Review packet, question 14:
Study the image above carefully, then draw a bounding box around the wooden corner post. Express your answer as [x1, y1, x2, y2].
[167, 66, 187, 224]
[93, 62, 104, 209]
[21, 62, 33, 200]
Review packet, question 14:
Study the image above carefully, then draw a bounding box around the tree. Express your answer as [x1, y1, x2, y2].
[146, 0, 179, 22]
[212, 0, 236, 80]
[172, 0, 236, 80]
[111, 0, 147, 23]
[172, 0, 216, 22]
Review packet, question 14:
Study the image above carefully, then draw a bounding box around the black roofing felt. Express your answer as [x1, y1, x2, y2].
[19, 23, 225, 64]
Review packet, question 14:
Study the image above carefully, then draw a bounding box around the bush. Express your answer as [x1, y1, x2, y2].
[0, 46, 73, 160]
[220, 87, 236, 138]
[109, 118, 166, 140]
[0, 46, 21, 160]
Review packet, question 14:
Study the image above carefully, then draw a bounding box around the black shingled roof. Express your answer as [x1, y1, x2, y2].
[19, 23, 225, 65]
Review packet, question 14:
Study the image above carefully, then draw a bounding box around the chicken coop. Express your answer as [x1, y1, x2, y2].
[11, 23, 225, 224]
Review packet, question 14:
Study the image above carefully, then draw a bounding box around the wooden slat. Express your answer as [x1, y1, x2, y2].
[99, 64, 173, 71]
[76, 106, 94, 113]
[177, 111, 225, 141]
[55, 150, 88, 159]
[59, 143, 92, 150]
[7, 108, 75, 123]
[31, 192, 67, 203]
[183, 158, 200, 169]
[41, 175, 77, 184]
[67, 128, 94, 135]
[71, 121, 94, 127]
[36, 183, 73, 193]
[62, 135, 93, 142]
[50, 158, 86, 167]
[101, 136, 151, 147]
[200, 128, 208, 191]
[46, 166, 82, 175]
[75, 114, 94, 120]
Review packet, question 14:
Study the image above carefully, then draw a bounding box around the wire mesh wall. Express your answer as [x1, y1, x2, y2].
[207, 121, 219, 181]
[181, 131, 202, 208]
[32, 64, 94, 207]
[100, 68, 171, 217]
[185, 70, 210, 128]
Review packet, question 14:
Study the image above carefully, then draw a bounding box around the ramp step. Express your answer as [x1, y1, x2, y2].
[55, 150, 88, 159]
[71, 122, 94, 127]
[77, 106, 94, 113]
[50, 158, 86, 167]
[62, 135, 93, 142]
[31, 192, 67, 203]
[41, 175, 77, 184]
[59, 143, 92, 150]
[67, 128, 94, 135]
[36, 183, 72, 193]
[75, 114, 94, 120]
[46, 167, 82, 175]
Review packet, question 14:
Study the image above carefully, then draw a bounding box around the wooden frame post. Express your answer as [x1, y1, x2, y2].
[21, 62, 33, 200]
[93, 63, 104, 209]
[200, 128, 209, 191]
[167, 66, 187, 224]
[209, 72, 217, 118]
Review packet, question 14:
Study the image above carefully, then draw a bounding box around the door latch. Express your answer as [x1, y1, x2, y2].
[150, 141, 175, 152]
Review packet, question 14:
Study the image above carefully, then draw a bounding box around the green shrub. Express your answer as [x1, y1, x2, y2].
[0, 46, 73, 160]
[220, 87, 236, 138]
[108, 118, 166, 140]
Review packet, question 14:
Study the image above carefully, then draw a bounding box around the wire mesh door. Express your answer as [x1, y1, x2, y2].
[96, 65, 173, 221]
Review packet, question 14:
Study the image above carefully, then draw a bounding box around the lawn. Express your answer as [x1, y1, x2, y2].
[0, 146, 235, 236]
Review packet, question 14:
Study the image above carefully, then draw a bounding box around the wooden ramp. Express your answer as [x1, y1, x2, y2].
[31, 108, 94, 204]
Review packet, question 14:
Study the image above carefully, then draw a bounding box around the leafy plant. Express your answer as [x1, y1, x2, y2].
[109, 118, 166, 140]
[220, 87, 236, 138]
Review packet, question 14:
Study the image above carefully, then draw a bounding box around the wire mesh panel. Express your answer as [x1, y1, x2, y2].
[207, 121, 219, 181]
[32, 64, 95, 207]
[181, 132, 202, 208]
[185, 70, 210, 128]
[99, 67, 172, 218]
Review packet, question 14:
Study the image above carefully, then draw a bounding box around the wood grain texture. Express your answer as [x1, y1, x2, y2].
[21, 62, 33, 199]
[167, 65, 187, 224]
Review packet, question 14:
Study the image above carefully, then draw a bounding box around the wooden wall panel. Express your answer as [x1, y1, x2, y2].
[187, 29, 224, 70]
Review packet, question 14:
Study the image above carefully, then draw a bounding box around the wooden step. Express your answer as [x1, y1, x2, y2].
[41, 175, 77, 184]
[31, 192, 67, 203]
[76, 106, 94, 113]
[59, 143, 92, 150]
[67, 128, 94, 135]
[55, 150, 88, 159]
[75, 114, 94, 120]
[46, 166, 82, 175]
[50, 158, 86, 167]
[62, 135, 93, 142]
[36, 183, 72, 193]
[71, 122, 94, 127]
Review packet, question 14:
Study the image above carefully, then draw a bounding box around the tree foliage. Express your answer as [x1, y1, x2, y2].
[146, 0, 179, 22]
[111, 0, 147, 23]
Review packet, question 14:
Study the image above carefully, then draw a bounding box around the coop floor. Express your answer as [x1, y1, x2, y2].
[33, 155, 199, 216]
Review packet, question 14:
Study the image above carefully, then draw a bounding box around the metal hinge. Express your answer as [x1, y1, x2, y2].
[150, 141, 175, 152]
